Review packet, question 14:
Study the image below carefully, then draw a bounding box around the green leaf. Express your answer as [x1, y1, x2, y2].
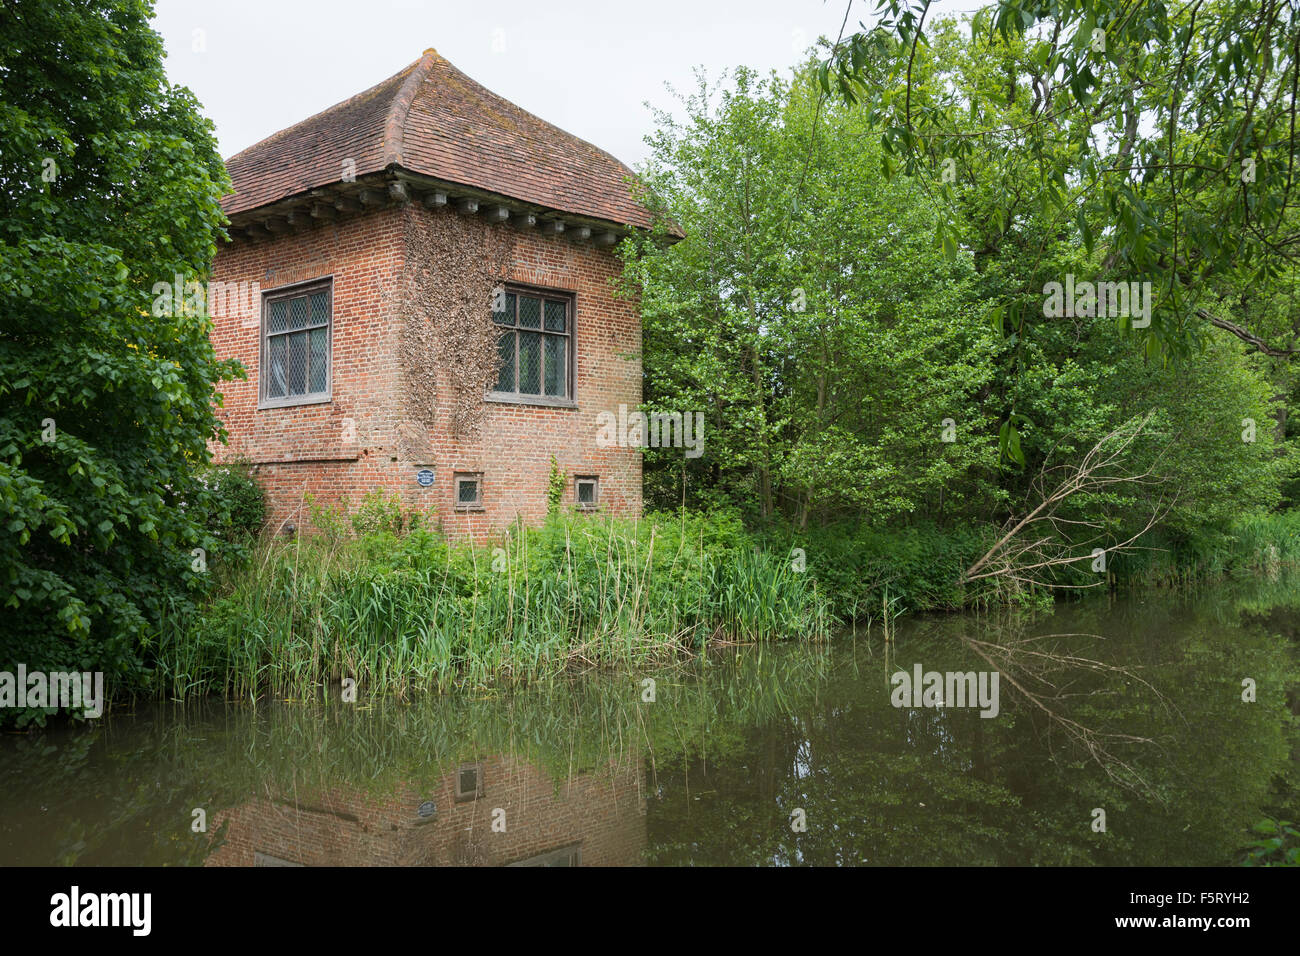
[1078, 208, 1094, 255]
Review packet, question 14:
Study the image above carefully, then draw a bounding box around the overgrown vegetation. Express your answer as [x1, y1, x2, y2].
[619, 48, 1298, 616]
[759, 508, 1300, 623]
[1238, 818, 1300, 867]
[197, 459, 265, 543]
[151, 474, 1300, 707]
[0, 0, 235, 727]
[153, 503, 830, 701]
[626, 59, 1293, 527]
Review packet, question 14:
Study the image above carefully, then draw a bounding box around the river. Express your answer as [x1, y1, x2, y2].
[2, 575, 1297, 866]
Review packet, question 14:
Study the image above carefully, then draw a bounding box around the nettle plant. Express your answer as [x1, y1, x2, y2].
[547, 456, 566, 513]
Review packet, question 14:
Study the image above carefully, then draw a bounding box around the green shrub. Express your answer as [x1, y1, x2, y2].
[349, 488, 417, 537]
[760, 520, 994, 621]
[198, 459, 265, 540]
[1237, 818, 1300, 866]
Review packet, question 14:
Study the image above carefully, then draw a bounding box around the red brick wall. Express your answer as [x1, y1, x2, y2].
[206, 754, 647, 867]
[209, 202, 642, 542]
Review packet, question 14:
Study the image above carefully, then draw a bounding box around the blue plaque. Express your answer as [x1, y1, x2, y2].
[416, 469, 435, 487]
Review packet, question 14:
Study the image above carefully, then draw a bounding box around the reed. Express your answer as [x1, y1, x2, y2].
[153, 510, 831, 701]
[1103, 510, 1300, 588]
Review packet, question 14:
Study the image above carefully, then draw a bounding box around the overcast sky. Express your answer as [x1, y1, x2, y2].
[151, 0, 980, 171]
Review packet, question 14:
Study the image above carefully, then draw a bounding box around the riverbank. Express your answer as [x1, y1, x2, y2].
[154, 506, 831, 700]
[156, 492, 1300, 702]
[757, 509, 1300, 623]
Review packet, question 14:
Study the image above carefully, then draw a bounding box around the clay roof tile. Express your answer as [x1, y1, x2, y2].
[221, 49, 671, 234]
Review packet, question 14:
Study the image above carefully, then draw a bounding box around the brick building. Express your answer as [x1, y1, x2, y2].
[209, 49, 676, 539]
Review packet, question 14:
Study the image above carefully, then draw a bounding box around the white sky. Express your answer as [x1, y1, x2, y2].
[151, 0, 981, 171]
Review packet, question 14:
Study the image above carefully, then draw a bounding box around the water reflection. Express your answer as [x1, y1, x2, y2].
[208, 753, 645, 867]
[1, 576, 1296, 866]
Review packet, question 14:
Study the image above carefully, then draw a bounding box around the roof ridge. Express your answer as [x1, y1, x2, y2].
[434, 54, 635, 175]
[221, 48, 673, 233]
[383, 49, 440, 168]
[224, 56, 423, 166]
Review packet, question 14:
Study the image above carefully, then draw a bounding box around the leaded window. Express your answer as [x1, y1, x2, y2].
[575, 476, 599, 509]
[261, 280, 331, 406]
[492, 288, 572, 401]
[454, 472, 483, 510]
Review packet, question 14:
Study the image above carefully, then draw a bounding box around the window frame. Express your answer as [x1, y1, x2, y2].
[453, 472, 484, 512]
[575, 475, 599, 510]
[454, 763, 484, 803]
[487, 283, 577, 408]
[258, 276, 334, 409]
[507, 844, 582, 867]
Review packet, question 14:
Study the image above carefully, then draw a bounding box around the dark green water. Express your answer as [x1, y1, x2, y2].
[2, 576, 1297, 866]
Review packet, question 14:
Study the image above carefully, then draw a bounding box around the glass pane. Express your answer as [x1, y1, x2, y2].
[518, 295, 541, 329]
[544, 334, 565, 397]
[287, 332, 308, 395]
[269, 299, 288, 333]
[518, 331, 541, 394]
[577, 481, 595, 504]
[544, 300, 566, 332]
[458, 768, 478, 793]
[457, 479, 479, 504]
[493, 291, 515, 325]
[496, 331, 515, 392]
[309, 327, 328, 393]
[268, 336, 286, 398]
[310, 291, 329, 326]
[289, 296, 310, 331]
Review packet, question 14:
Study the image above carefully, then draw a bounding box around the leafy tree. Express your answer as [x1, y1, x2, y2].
[0, 0, 238, 725]
[623, 55, 1288, 525]
[620, 44, 1291, 595]
[823, 0, 1300, 362]
[622, 67, 1003, 527]
[807, 6, 1294, 516]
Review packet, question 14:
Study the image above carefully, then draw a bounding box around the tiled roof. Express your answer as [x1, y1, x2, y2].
[222, 49, 666, 232]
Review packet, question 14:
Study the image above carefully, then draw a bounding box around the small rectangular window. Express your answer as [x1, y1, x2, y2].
[454, 472, 483, 510]
[455, 764, 484, 802]
[575, 476, 599, 509]
[261, 279, 332, 407]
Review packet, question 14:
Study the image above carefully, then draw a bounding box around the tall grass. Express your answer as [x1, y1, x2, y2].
[154, 510, 831, 701]
[1106, 510, 1300, 587]
[743, 509, 1300, 624]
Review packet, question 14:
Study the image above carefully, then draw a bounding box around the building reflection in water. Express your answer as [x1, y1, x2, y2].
[206, 754, 646, 866]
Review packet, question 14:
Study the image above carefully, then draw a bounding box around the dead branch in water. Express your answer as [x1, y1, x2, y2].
[959, 414, 1183, 796]
[963, 630, 1181, 798]
[964, 412, 1176, 593]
